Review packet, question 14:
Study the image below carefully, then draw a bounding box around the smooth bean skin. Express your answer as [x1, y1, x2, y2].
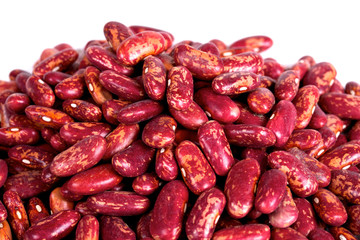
[212, 71, 260, 95]
[262, 58, 284, 79]
[103, 21, 133, 51]
[117, 31, 166, 66]
[274, 70, 300, 101]
[255, 169, 287, 214]
[155, 146, 178, 181]
[150, 180, 189, 240]
[293, 85, 320, 129]
[173, 44, 223, 80]
[137, 211, 152, 239]
[312, 188, 347, 226]
[194, 87, 240, 123]
[23, 210, 81, 240]
[50, 135, 107, 177]
[267, 151, 318, 197]
[132, 172, 160, 196]
[25, 105, 74, 129]
[67, 164, 122, 196]
[0, 127, 39, 147]
[142, 55, 166, 100]
[87, 191, 150, 216]
[303, 62, 337, 95]
[117, 99, 164, 124]
[43, 71, 71, 86]
[167, 65, 194, 110]
[247, 87, 275, 114]
[319, 142, 360, 170]
[326, 114, 344, 137]
[5, 93, 31, 113]
[0, 159, 8, 188]
[142, 114, 177, 148]
[212, 224, 271, 240]
[328, 169, 360, 204]
[308, 105, 327, 129]
[54, 69, 85, 100]
[49, 187, 74, 214]
[268, 187, 298, 228]
[271, 228, 307, 240]
[284, 129, 322, 150]
[224, 158, 260, 219]
[169, 100, 208, 130]
[308, 228, 335, 240]
[229, 35, 273, 52]
[198, 120, 235, 176]
[15, 72, 31, 93]
[27, 197, 50, 225]
[100, 216, 135, 240]
[101, 99, 130, 125]
[62, 99, 102, 122]
[222, 52, 263, 73]
[292, 198, 317, 237]
[84, 66, 113, 105]
[75, 215, 99, 240]
[112, 140, 155, 178]
[235, 101, 268, 126]
[241, 147, 268, 174]
[224, 124, 276, 148]
[319, 92, 360, 120]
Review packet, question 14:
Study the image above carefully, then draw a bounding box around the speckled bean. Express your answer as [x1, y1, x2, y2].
[142, 114, 177, 148]
[54, 69, 85, 100]
[100, 216, 135, 240]
[303, 62, 337, 95]
[319, 92, 360, 120]
[293, 85, 320, 129]
[101, 99, 130, 125]
[229, 35, 273, 52]
[26, 75, 55, 107]
[117, 99, 164, 124]
[49, 187, 74, 214]
[25, 105, 74, 129]
[103, 21, 133, 51]
[212, 71, 260, 95]
[234, 101, 268, 126]
[8, 144, 54, 169]
[27, 197, 50, 225]
[0, 126, 39, 147]
[84, 66, 113, 105]
[247, 87, 275, 114]
[0, 220, 12, 240]
[308, 228, 335, 240]
[43, 71, 71, 85]
[62, 99, 102, 122]
[167, 66, 194, 110]
[75, 215, 99, 240]
[284, 129, 322, 150]
[5, 93, 31, 114]
[292, 198, 317, 236]
[274, 70, 300, 101]
[271, 228, 307, 240]
[308, 105, 327, 129]
[330, 227, 357, 240]
[319, 142, 360, 170]
[155, 145, 178, 181]
[328, 169, 360, 204]
[222, 52, 263, 73]
[137, 211, 153, 239]
[142, 55, 166, 100]
[262, 58, 284, 79]
[132, 172, 160, 196]
[213, 224, 271, 240]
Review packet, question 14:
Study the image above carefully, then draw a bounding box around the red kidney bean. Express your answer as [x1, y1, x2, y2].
[268, 187, 298, 228]
[212, 71, 260, 95]
[262, 58, 284, 79]
[271, 228, 307, 240]
[41, 164, 60, 185]
[308, 228, 335, 240]
[137, 211, 152, 239]
[38, 48, 58, 61]
[67, 163, 122, 195]
[155, 145, 178, 181]
[83, 66, 112, 105]
[25, 105, 74, 129]
[198, 42, 220, 56]
[3, 190, 30, 239]
[220, 46, 253, 57]
[23, 210, 81, 240]
[27, 197, 50, 225]
[54, 69, 85, 100]
[112, 139, 155, 177]
[329, 227, 357, 240]
[59, 122, 111, 145]
[308, 105, 327, 129]
[101, 99, 130, 125]
[53, 43, 72, 51]
[266, 100, 297, 148]
[86, 191, 150, 216]
[224, 158, 260, 219]
[209, 39, 227, 51]
[9, 69, 28, 81]
[213, 224, 271, 240]
[175, 140, 216, 194]
[0, 200, 7, 223]
[8, 144, 54, 169]
[117, 99, 164, 124]
[303, 62, 337, 95]
[194, 87, 240, 123]
[241, 147, 268, 174]
[58, 180, 82, 202]
[274, 70, 300, 101]
[62, 99, 102, 122]
[235, 101, 268, 126]
[0, 126, 39, 147]
[198, 120, 235, 176]
[100, 216, 135, 240]
[49, 187, 74, 214]
[150, 180, 188, 240]
[319, 142, 360, 170]
[173, 44, 223, 80]
[142, 55, 166, 101]
[293, 85, 320, 129]
[75, 215, 99, 240]
[326, 114, 344, 138]
[320, 92, 360, 120]
[26, 75, 56, 107]
[349, 121, 360, 141]
[222, 51, 263, 74]
[292, 198, 317, 236]
[5, 93, 31, 113]
[8, 114, 41, 130]
[4, 170, 53, 199]
[104, 21, 133, 50]
[319, 126, 337, 151]
[268, 151, 318, 197]
[229, 35, 273, 52]
[247, 87, 275, 114]
[50, 135, 106, 177]
[75, 201, 97, 217]
[312, 188, 347, 226]
[167, 66, 194, 110]
[132, 172, 160, 196]
[0, 220, 14, 240]
[0, 159, 8, 188]
[142, 114, 176, 148]
[224, 124, 276, 148]
[255, 169, 287, 214]
[346, 205, 360, 235]
[329, 78, 344, 93]
[328, 169, 360, 204]
[32, 48, 78, 78]
[43, 71, 71, 85]
[49, 132, 67, 152]
[284, 129, 322, 150]
[345, 81, 360, 96]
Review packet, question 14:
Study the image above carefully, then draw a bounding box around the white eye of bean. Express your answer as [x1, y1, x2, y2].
[295, 78, 299, 84]
[311, 106, 316, 114]
[36, 204, 42, 212]
[330, 79, 335, 86]
[350, 90, 355, 96]
[183, 203, 187, 213]
[70, 103, 77, 108]
[205, 111, 212, 117]
[42, 116, 52, 122]
[167, 79, 171, 86]
[160, 148, 165, 154]
[313, 197, 319, 204]
[16, 210, 22, 219]
[222, 51, 232, 56]
[52, 66, 60, 72]
[339, 234, 347, 240]
[172, 125, 176, 131]
[181, 168, 186, 178]
[144, 67, 149, 73]
[269, 114, 275, 120]
[22, 159, 31, 164]
[215, 215, 220, 224]
[0, 223, 3, 228]
[38, 79, 45, 84]
[239, 87, 248, 91]
[10, 127, 19, 132]
[88, 83, 94, 92]
[317, 149, 325, 157]
[342, 165, 351, 170]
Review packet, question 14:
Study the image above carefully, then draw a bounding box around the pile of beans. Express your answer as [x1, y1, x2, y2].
[1, 21, 360, 240]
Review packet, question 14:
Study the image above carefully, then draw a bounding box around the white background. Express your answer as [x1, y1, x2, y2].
[0, 0, 359, 87]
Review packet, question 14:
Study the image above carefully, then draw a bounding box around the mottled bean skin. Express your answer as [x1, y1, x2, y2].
[27, 197, 50, 225]
[62, 99, 102, 122]
[173, 44, 223, 80]
[247, 87, 275, 114]
[104, 21, 133, 51]
[326, 114, 344, 137]
[8, 144, 54, 169]
[155, 145, 178, 181]
[268, 151, 318, 197]
[59, 122, 111, 145]
[212, 224, 271, 240]
[167, 66, 194, 110]
[194, 87, 240, 123]
[262, 58, 284, 79]
[84, 66, 113, 105]
[150, 180, 189, 240]
[303, 62, 337, 95]
[229, 35, 273, 52]
[0, 220, 11, 240]
[8, 114, 42, 130]
[0, 200, 7, 223]
[142, 114, 176, 148]
[3, 190, 29, 240]
[319, 142, 360, 170]
[312, 188, 347, 226]
[43, 71, 71, 85]
[293, 85, 320, 129]
[175, 140, 216, 194]
[292, 198, 317, 236]
[26, 75, 56, 107]
[142, 55, 166, 100]
[49, 187, 74, 214]
[329, 78, 345, 93]
[75, 215, 99, 240]
[87, 191, 150, 216]
[255, 169, 287, 214]
[198, 120, 235, 176]
[100, 216, 135, 240]
[5, 93, 31, 113]
[268, 187, 298, 228]
[117, 99, 164, 124]
[235, 101, 268, 126]
[222, 52, 263, 73]
[60, 181, 83, 202]
[266, 100, 297, 148]
[112, 139, 156, 177]
[102, 99, 130, 125]
[99, 70, 145, 101]
[308, 228, 335, 240]
[224, 158, 260, 219]
[25, 105, 74, 129]
[33, 48, 78, 78]
[274, 70, 300, 101]
[328, 169, 360, 204]
[14, 72, 30, 93]
[50, 135, 106, 177]
[54, 69, 85, 100]
[224, 124, 276, 148]
[271, 228, 307, 240]
[212, 71, 260, 95]
[132, 172, 160, 196]
[137, 211, 153, 239]
[284, 129, 322, 150]
[345, 81, 360, 96]
[329, 227, 357, 240]
[185, 188, 226, 240]
[0, 159, 8, 188]
[23, 210, 81, 240]
[319, 92, 360, 120]
[0, 126, 39, 147]
[169, 100, 208, 130]
[67, 164, 122, 195]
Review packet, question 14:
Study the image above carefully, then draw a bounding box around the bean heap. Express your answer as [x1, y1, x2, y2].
[0, 21, 360, 240]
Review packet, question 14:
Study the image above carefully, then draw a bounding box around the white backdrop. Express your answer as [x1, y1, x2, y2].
[0, 0, 359, 87]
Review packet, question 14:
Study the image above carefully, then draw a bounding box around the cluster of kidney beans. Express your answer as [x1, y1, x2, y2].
[1, 21, 360, 240]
